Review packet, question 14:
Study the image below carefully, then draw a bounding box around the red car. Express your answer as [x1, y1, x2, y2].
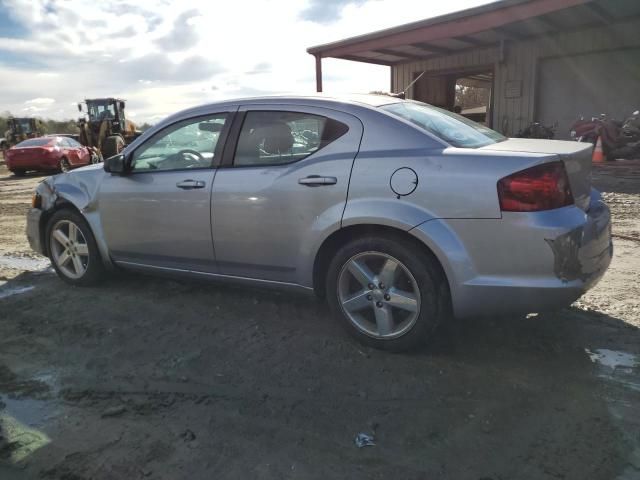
[5, 136, 93, 176]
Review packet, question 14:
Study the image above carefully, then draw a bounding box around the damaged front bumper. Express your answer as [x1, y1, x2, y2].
[26, 208, 44, 255]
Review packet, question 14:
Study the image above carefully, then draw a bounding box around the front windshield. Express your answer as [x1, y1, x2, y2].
[381, 101, 506, 148]
[87, 102, 116, 121]
[18, 119, 33, 134]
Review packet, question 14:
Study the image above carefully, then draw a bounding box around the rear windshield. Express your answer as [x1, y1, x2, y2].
[15, 138, 52, 147]
[381, 101, 506, 148]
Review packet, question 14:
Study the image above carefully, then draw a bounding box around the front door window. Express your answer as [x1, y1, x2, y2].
[131, 114, 228, 172]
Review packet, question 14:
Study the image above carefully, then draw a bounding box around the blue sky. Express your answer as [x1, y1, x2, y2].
[0, 0, 491, 123]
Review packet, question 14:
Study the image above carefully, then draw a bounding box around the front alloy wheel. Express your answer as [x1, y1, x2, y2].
[47, 209, 105, 286]
[50, 220, 89, 280]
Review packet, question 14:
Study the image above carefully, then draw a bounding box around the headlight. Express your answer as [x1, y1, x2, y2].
[31, 193, 42, 209]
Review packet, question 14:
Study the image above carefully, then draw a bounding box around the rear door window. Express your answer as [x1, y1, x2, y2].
[233, 111, 349, 166]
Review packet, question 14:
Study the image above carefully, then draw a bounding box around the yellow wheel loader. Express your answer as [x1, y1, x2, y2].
[77, 98, 140, 161]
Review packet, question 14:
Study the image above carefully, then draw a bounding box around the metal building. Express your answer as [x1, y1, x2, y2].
[307, 0, 640, 138]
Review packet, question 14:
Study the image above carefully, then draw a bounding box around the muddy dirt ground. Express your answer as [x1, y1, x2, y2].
[0, 160, 639, 480]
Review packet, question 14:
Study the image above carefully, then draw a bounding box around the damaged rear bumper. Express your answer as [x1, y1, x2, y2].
[546, 191, 612, 287]
[410, 189, 612, 318]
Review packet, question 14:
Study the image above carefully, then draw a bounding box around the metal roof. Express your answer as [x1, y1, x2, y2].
[307, 0, 640, 65]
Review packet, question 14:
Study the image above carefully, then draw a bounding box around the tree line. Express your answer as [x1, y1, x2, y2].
[1, 111, 153, 134]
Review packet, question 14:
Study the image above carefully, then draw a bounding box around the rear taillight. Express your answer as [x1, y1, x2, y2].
[497, 161, 574, 212]
[43, 146, 59, 156]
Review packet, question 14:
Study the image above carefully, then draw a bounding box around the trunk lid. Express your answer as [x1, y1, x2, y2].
[481, 138, 592, 211]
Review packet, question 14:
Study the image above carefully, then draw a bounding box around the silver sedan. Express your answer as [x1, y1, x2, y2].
[26, 95, 612, 351]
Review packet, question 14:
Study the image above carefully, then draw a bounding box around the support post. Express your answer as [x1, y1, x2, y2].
[315, 55, 323, 92]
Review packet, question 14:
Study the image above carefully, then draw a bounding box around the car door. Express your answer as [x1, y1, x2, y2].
[98, 111, 233, 273]
[211, 105, 363, 284]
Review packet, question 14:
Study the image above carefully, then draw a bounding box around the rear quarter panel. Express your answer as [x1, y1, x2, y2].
[343, 110, 560, 227]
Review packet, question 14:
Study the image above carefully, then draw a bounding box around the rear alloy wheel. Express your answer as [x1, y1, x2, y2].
[327, 235, 449, 352]
[59, 157, 71, 173]
[47, 209, 105, 286]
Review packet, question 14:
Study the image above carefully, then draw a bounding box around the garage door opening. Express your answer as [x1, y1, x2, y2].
[410, 69, 494, 127]
[455, 72, 493, 126]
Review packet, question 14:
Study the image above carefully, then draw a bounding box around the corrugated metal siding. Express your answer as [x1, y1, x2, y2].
[392, 18, 640, 136]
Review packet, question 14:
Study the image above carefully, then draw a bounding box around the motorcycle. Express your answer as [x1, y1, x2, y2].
[569, 114, 623, 158]
[609, 110, 640, 159]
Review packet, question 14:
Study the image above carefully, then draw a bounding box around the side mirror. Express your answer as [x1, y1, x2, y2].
[104, 154, 127, 174]
[119, 101, 125, 111]
[77, 103, 82, 112]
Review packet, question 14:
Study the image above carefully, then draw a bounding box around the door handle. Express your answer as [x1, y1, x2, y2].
[298, 175, 337, 186]
[176, 179, 206, 189]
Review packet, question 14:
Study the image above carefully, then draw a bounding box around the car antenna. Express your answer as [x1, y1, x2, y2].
[389, 71, 425, 100]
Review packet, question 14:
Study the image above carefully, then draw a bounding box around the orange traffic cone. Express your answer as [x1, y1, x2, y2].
[592, 136, 606, 163]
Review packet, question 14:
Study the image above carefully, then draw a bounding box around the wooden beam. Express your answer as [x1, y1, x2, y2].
[492, 25, 527, 40]
[535, 14, 562, 31]
[373, 48, 429, 60]
[583, 2, 615, 24]
[339, 55, 396, 66]
[455, 35, 489, 47]
[315, 55, 322, 93]
[409, 42, 453, 54]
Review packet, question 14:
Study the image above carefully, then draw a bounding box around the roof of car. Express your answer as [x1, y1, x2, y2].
[230, 93, 404, 107]
[168, 93, 406, 123]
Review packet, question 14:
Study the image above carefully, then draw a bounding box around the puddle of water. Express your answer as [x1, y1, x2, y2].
[1, 396, 54, 429]
[0, 286, 34, 300]
[0, 370, 60, 427]
[586, 349, 640, 479]
[0, 255, 51, 273]
[587, 349, 639, 369]
[586, 349, 639, 370]
[0, 407, 51, 463]
[0, 370, 61, 464]
[586, 348, 640, 392]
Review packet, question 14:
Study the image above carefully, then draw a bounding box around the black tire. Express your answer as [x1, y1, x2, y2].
[59, 157, 71, 173]
[11, 170, 26, 177]
[102, 136, 125, 159]
[326, 234, 449, 352]
[46, 208, 105, 286]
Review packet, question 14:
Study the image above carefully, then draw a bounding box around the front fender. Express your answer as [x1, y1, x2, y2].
[36, 169, 114, 269]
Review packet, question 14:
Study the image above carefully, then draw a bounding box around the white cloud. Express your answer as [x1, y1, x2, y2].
[25, 97, 55, 105]
[0, 0, 493, 123]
